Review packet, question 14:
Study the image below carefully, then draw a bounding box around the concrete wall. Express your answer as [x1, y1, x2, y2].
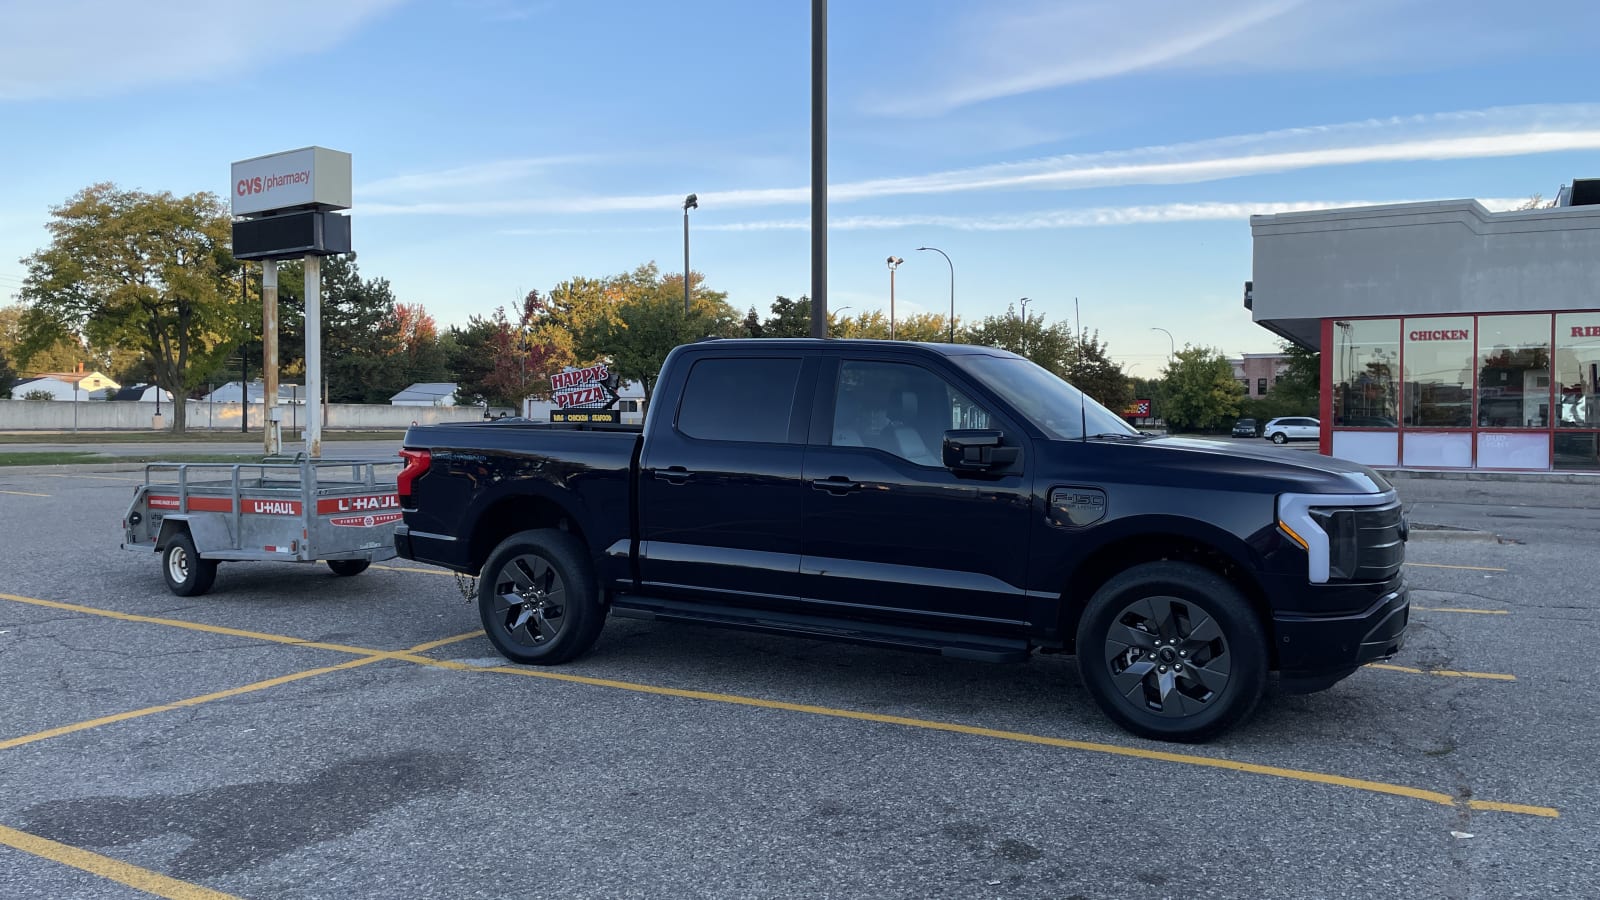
[0, 400, 494, 431]
[1250, 201, 1600, 349]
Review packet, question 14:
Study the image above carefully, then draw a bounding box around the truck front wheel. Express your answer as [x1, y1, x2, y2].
[478, 529, 604, 665]
[1076, 561, 1267, 743]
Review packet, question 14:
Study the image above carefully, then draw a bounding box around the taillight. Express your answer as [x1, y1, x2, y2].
[397, 448, 431, 501]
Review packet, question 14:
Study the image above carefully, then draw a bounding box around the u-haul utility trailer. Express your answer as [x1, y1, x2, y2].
[122, 457, 402, 596]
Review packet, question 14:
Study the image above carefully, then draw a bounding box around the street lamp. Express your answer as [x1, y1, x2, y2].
[916, 246, 954, 342]
[1019, 296, 1031, 321]
[886, 256, 904, 339]
[683, 193, 698, 315]
[1151, 326, 1175, 358]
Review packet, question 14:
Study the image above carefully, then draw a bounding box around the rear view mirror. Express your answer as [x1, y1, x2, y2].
[943, 429, 1019, 472]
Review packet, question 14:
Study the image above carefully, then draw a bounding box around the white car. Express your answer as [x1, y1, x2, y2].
[1263, 416, 1320, 444]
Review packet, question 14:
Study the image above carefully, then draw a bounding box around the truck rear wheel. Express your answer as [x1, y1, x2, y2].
[478, 529, 604, 665]
[163, 532, 218, 597]
[1076, 561, 1266, 743]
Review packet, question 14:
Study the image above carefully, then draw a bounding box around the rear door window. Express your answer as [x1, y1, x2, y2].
[676, 357, 803, 444]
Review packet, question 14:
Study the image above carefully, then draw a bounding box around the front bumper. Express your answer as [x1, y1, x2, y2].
[1273, 582, 1408, 694]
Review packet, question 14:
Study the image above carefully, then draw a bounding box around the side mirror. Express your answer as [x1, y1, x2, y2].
[943, 429, 1019, 472]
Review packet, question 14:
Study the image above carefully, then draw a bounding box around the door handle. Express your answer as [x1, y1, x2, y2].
[811, 476, 860, 494]
[654, 466, 695, 484]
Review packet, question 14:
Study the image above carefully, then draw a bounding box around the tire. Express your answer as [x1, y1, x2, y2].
[1270, 432, 1288, 444]
[327, 559, 371, 577]
[1076, 561, 1267, 742]
[478, 529, 604, 665]
[162, 532, 218, 597]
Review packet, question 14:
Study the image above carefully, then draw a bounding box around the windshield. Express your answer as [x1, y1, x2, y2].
[953, 354, 1138, 441]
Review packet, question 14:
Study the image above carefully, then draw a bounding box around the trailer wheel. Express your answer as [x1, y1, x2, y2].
[163, 532, 218, 597]
[478, 529, 603, 665]
[1076, 561, 1266, 743]
[327, 559, 371, 577]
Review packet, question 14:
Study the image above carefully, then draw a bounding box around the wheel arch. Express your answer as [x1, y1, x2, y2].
[1052, 518, 1276, 665]
[465, 489, 592, 574]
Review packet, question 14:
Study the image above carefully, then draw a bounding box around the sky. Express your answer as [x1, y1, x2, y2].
[1, 0, 1597, 377]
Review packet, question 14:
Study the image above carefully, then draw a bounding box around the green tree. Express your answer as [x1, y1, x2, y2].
[1270, 340, 1319, 412]
[269, 256, 402, 403]
[1062, 329, 1133, 412]
[445, 317, 499, 407]
[961, 305, 1075, 372]
[1160, 346, 1244, 432]
[17, 184, 242, 432]
[761, 295, 813, 338]
[0, 347, 16, 398]
[581, 264, 737, 402]
[394, 302, 450, 386]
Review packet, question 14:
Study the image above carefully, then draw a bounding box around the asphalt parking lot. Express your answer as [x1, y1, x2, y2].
[2, 458, 1597, 898]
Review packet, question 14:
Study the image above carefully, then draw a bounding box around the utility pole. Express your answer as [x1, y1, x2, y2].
[887, 256, 903, 339]
[809, 0, 828, 339]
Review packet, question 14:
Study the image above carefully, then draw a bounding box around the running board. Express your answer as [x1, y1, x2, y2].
[609, 595, 1031, 663]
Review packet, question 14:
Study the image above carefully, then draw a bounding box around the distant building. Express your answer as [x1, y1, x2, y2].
[1229, 353, 1291, 399]
[13, 370, 120, 400]
[390, 383, 459, 406]
[199, 381, 305, 404]
[110, 384, 173, 403]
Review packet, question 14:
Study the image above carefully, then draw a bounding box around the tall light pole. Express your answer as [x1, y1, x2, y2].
[682, 193, 698, 315]
[1151, 326, 1175, 358]
[917, 246, 954, 342]
[1019, 296, 1031, 321]
[886, 256, 903, 339]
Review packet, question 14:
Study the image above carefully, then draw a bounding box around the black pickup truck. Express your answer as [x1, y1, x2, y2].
[395, 339, 1406, 742]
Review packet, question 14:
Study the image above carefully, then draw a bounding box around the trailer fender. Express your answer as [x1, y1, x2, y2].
[155, 515, 233, 557]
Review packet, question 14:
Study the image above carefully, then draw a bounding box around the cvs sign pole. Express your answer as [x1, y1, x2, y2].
[231, 147, 352, 458]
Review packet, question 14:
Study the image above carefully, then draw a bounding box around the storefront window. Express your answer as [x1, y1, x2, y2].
[1403, 317, 1474, 428]
[1332, 319, 1398, 427]
[1476, 314, 1551, 428]
[1556, 313, 1600, 429]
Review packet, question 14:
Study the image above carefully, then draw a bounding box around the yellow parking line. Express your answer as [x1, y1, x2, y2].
[1406, 562, 1508, 573]
[1366, 663, 1516, 681]
[0, 593, 384, 657]
[388, 652, 1557, 818]
[0, 656, 386, 752]
[0, 588, 1555, 819]
[0, 633, 478, 754]
[0, 822, 241, 900]
[1412, 606, 1509, 615]
[0, 489, 49, 497]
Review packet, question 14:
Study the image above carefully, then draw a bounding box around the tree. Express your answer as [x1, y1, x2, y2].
[1160, 346, 1244, 432]
[394, 302, 450, 386]
[445, 317, 500, 407]
[1062, 329, 1133, 412]
[18, 184, 242, 432]
[741, 307, 763, 337]
[271, 256, 402, 403]
[0, 347, 15, 398]
[962, 305, 1074, 372]
[581, 264, 738, 402]
[1271, 340, 1319, 412]
[761, 295, 813, 338]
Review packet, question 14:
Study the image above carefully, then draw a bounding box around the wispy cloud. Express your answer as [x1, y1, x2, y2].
[359, 156, 613, 196]
[872, 0, 1307, 117]
[0, 1, 403, 101]
[496, 198, 1529, 236]
[699, 199, 1530, 233]
[361, 104, 1600, 217]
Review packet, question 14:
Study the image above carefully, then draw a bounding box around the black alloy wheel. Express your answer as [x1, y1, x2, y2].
[477, 529, 604, 665]
[1078, 562, 1266, 742]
